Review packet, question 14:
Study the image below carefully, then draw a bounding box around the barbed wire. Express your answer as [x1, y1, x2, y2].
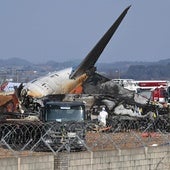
[0, 116, 169, 157]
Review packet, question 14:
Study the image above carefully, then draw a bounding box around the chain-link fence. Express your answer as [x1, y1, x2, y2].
[0, 116, 170, 157]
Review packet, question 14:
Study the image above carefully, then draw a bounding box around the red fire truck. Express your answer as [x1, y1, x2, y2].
[151, 87, 168, 104]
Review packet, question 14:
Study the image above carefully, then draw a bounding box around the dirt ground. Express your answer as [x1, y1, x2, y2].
[85, 131, 170, 151]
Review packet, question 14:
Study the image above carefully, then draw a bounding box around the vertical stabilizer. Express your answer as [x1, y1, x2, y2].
[70, 6, 131, 79]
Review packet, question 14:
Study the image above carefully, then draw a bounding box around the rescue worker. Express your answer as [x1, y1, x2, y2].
[98, 107, 108, 126]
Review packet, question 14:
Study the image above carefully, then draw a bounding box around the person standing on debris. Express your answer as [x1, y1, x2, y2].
[98, 107, 108, 126]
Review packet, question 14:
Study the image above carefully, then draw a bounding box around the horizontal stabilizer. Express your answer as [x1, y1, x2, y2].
[70, 5, 131, 79]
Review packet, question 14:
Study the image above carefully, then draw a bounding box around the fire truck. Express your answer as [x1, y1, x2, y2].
[136, 80, 168, 90]
[151, 87, 168, 104]
[114, 79, 170, 104]
[136, 80, 169, 104]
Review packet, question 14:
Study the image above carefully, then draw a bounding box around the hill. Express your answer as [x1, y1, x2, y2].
[0, 57, 170, 81]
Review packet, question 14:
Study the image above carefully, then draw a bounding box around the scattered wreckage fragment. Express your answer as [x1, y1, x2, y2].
[0, 93, 19, 114]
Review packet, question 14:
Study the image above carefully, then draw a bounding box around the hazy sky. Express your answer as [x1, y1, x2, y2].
[0, 0, 170, 64]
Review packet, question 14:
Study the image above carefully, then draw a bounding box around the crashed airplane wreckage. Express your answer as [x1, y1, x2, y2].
[16, 6, 134, 112]
[0, 5, 169, 134]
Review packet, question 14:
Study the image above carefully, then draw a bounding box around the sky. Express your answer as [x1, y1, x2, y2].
[0, 0, 170, 64]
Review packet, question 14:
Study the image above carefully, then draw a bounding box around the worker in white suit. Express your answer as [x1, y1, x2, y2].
[98, 107, 108, 126]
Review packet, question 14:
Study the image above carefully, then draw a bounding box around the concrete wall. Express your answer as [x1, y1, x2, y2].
[0, 154, 54, 170]
[55, 146, 170, 170]
[0, 146, 170, 170]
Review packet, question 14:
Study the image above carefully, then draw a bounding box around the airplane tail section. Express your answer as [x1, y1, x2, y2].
[70, 5, 131, 79]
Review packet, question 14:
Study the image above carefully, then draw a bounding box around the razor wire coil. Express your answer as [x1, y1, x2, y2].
[0, 116, 169, 153]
